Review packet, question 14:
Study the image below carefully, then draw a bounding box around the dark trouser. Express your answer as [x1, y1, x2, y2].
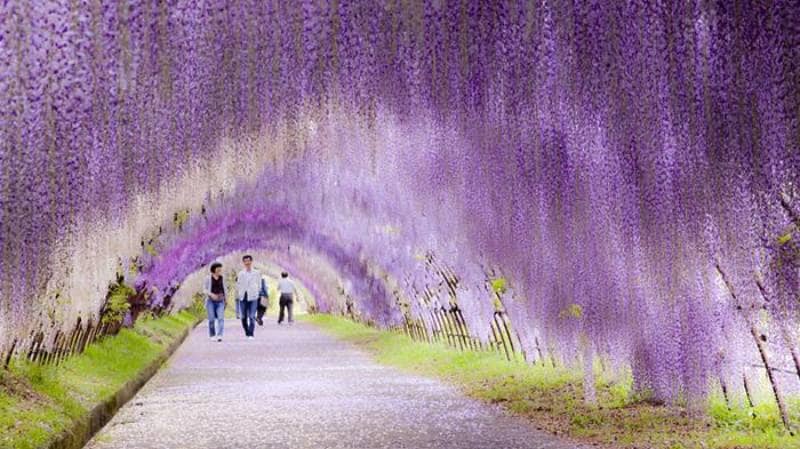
[240, 299, 257, 336]
[256, 303, 267, 324]
[278, 294, 294, 323]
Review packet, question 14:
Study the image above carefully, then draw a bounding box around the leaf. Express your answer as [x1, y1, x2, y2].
[491, 277, 508, 294]
[560, 304, 584, 320]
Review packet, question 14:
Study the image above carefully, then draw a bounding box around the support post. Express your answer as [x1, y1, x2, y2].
[717, 263, 791, 432]
[3, 338, 17, 369]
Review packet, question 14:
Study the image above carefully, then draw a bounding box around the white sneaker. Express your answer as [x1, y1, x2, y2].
[210, 336, 216, 340]
[247, 336, 254, 340]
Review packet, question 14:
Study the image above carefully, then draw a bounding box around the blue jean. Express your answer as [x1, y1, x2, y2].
[239, 300, 258, 337]
[206, 299, 225, 337]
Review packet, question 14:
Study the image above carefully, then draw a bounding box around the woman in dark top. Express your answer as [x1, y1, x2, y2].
[203, 262, 226, 342]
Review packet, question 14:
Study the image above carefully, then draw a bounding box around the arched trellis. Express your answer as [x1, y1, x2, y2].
[1, 1, 799, 431]
[3, 186, 800, 431]
[0, 198, 529, 370]
[140, 204, 535, 369]
[135, 203, 402, 326]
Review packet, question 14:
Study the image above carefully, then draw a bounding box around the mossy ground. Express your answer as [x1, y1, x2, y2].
[304, 313, 800, 449]
[0, 310, 200, 449]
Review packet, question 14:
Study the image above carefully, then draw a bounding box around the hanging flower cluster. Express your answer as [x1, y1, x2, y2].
[1, 1, 799, 407]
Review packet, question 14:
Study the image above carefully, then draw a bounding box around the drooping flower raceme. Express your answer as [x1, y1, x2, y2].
[1, 1, 799, 406]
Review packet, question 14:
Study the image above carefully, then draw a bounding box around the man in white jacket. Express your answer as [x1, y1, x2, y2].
[236, 254, 267, 339]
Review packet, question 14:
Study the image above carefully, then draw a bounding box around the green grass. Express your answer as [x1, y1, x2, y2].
[304, 313, 800, 449]
[0, 310, 201, 449]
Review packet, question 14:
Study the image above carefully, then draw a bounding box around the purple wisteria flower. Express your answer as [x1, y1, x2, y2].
[0, 1, 798, 408]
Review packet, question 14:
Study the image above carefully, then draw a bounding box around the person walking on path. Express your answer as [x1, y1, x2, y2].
[203, 262, 226, 342]
[256, 283, 269, 326]
[236, 255, 267, 339]
[277, 272, 297, 325]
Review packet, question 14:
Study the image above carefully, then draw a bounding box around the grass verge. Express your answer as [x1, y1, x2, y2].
[303, 313, 800, 449]
[0, 309, 201, 449]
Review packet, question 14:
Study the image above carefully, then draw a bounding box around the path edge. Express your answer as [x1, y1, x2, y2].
[45, 319, 201, 449]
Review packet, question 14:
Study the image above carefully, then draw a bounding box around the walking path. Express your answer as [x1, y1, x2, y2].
[85, 319, 584, 449]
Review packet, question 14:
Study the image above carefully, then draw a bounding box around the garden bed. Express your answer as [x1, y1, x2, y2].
[305, 314, 800, 449]
[0, 310, 202, 449]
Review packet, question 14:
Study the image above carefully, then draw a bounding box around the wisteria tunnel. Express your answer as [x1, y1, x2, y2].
[1, 1, 799, 448]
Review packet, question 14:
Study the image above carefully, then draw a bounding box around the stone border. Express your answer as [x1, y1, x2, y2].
[46, 319, 200, 449]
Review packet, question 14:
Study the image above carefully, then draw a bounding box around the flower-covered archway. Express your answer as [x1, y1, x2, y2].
[1, 1, 798, 412]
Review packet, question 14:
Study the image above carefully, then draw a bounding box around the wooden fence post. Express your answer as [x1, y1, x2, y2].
[493, 312, 512, 360]
[44, 330, 60, 365]
[742, 372, 756, 416]
[719, 376, 731, 410]
[3, 338, 17, 369]
[26, 330, 37, 361]
[451, 308, 474, 351]
[428, 309, 444, 344]
[68, 319, 82, 357]
[409, 319, 420, 341]
[31, 332, 43, 363]
[441, 306, 459, 349]
[420, 319, 432, 344]
[755, 278, 800, 384]
[450, 308, 466, 341]
[534, 337, 546, 365]
[489, 317, 505, 358]
[54, 329, 67, 365]
[456, 310, 475, 351]
[80, 320, 95, 352]
[717, 263, 791, 432]
[52, 331, 64, 366]
[498, 313, 519, 359]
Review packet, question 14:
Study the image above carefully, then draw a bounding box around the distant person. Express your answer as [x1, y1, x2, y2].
[256, 277, 269, 326]
[236, 255, 267, 339]
[203, 262, 226, 342]
[277, 272, 296, 325]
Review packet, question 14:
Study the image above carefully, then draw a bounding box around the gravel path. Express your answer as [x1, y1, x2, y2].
[85, 319, 586, 449]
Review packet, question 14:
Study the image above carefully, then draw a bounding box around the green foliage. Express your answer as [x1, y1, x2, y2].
[708, 396, 800, 436]
[102, 283, 135, 326]
[186, 292, 207, 318]
[560, 303, 584, 320]
[144, 242, 158, 257]
[173, 209, 190, 229]
[490, 277, 507, 294]
[305, 314, 800, 449]
[0, 310, 200, 449]
[137, 309, 156, 323]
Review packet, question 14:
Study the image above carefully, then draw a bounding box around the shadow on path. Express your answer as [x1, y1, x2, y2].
[85, 319, 585, 449]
